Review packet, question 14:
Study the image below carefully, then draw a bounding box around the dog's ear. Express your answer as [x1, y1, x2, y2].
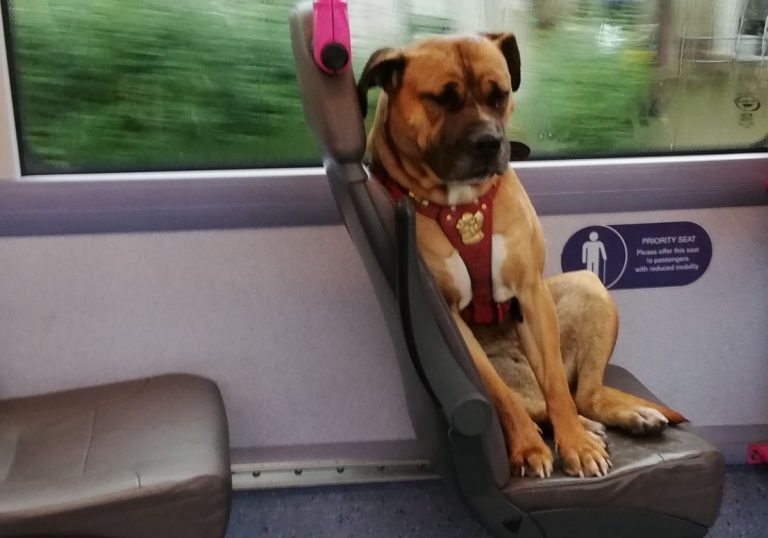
[356, 48, 406, 118]
[483, 33, 521, 92]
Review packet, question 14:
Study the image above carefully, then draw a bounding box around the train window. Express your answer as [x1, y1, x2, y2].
[4, 0, 319, 174]
[3, 0, 766, 175]
[353, 0, 767, 159]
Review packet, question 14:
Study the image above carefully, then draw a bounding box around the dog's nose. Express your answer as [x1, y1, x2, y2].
[473, 134, 503, 159]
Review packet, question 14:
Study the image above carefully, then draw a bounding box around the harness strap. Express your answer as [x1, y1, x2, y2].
[371, 162, 510, 325]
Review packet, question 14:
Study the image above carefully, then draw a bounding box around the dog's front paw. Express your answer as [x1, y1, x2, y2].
[556, 425, 611, 478]
[509, 426, 553, 479]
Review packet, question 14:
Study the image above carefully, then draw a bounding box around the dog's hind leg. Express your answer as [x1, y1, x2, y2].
[578, 386, 688, 435]
[548, 270, 687, 435]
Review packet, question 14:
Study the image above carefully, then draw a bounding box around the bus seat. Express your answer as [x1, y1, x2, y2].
[0, 374, 231, 538]
[289, 3, 725, 537]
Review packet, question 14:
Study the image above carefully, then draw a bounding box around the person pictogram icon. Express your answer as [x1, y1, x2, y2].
[582, 231, 607, 282]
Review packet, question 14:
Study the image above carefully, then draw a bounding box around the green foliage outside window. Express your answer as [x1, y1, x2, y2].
[7, 0, 763, 173]
[12, 0, 316, 172]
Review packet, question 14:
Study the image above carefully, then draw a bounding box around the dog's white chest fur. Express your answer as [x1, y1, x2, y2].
[446, 184, 479, 206]
[445, 250, 472, 310]
[492, 234, 516, 302]
[443, 234, 516, 309]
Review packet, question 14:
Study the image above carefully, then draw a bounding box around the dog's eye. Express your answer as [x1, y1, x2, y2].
[422, 83, 462, 111]
[487, 86, 510, 109]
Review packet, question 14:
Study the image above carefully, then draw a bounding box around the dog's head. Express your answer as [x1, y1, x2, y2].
[358, 33, 520, 185]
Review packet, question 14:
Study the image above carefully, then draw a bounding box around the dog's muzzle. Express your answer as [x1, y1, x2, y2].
[428, 124, 511, 183]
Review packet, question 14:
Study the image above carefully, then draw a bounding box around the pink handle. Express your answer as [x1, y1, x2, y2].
[312, 0, 351, 74]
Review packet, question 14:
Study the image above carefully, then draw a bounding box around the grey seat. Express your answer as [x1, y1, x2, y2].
[0, 374, 231, 538]
[289, 4, 724, 537]
[505, 367, 724, 528]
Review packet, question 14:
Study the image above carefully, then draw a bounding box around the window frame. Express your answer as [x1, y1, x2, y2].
[0, 7, 19, 182]
[0, 6, 765, 238]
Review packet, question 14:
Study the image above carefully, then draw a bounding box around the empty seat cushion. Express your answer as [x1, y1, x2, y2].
[503, 366, 724, 528]
[0, 374, 231, 538]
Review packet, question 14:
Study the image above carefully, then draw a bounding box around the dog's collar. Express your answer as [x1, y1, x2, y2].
[370, 160, 512, 325]
[369, 161, 499, 220]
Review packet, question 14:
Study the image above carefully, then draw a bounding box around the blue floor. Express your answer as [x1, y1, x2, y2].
[227, 465, 767, 537]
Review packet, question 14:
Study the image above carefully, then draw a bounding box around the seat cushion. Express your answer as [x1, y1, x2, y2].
[503, 366, 724, 527]
[0, 374, 231, 538]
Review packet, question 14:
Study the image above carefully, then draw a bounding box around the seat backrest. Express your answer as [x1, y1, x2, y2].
[288, 2, 509, 487]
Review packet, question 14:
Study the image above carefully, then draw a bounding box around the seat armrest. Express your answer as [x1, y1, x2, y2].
[395, 198, 491, 437]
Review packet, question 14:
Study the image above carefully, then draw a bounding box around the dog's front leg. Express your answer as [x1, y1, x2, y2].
[515, 280, 610, 477]
[451, 311, 553, 478]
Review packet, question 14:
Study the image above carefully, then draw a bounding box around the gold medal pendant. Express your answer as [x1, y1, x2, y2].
[456, 211, 485, 245]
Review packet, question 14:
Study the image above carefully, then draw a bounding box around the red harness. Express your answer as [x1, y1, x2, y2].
[372, 163, 511, 325]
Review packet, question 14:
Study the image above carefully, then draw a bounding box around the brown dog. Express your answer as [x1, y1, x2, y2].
[358, 34, 686, 478]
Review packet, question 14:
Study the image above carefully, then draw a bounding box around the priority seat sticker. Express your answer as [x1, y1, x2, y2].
[561, 222, 712, 290]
